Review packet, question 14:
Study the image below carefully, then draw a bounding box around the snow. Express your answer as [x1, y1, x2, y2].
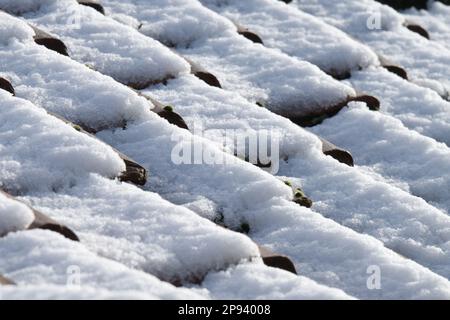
[2, 0, 450, 300]
[144, 73, 316, 171]
[0, 192, 34, 237]
[0, 230, 205, 299]
[21, 175, 260, 284]
[0, 53, 265, 284]
[347, 66, 450, 146]
[0, 0, 56, 15]
[200, 0, 379, 77]
[250, 197, 450, 299]
[426, 1, 450, 26]
[102, 0, 356, 117]
[201, 262, 354, 300]
[144, 74, 450, 298]
[103, 0, 237, 47]
[0, 44, 153, 132]
[96, 119, 294, 230]
[99, 85, 450, 298]
[316, 66, 450, 211]
[0, 16, 154, 132]
[403, 2, 450, 52]
[0, 11, 34, 45]
[145, 74, 323, 167]
[292, 0, 450, 98]
[309, 102, 450, 275]
[0, 90, 125, 194]
[293, 0, 403, 31]
[8, 0, 191, 88]
[0, 88, 353, 297]
[0, 286, 165, 300]
[186, 1, 450, 147]
[0, 230, 354, 300]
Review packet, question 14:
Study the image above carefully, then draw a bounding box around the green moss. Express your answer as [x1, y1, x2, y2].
[292, 186, 312, 208]
[295, 188, 305, 198]
[73, 125, 82, 132]
[164, 105, 174, 112]
[284, 180, 292, 187]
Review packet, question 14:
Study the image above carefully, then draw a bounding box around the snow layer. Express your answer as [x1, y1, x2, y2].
[146, 74, 324, 167]
[22, 175, 259, 284]
[146, 74, 450, 297]
[310, 101, 450, 272]
[0, 0, 55, 15]
[0, 11, 34, 45]
[0, 286, 168, 300]
[0, 17, 154, 132]
[0, 230, 204, 299]
[194, 0, 450, 148]
[403, 2, 450, 52]
[104, 117, 450, 299]
[102, 0, 356, 117]
[292, 0, 450, 98]
[248, 197, 450, 299]
[0, 31, 358, 294]
[3, 0, 450, 300]
[5, 0, 190, 87]
[103, 0, 237, 47]
[201, 262, 354, 300]
[0, 230, 354, 300]
[348, 66, 450, 146]
[0, 192, 34, 237]
[0, 84, 350, 298]
[0, 88, 348, 297]
[96, 90, 450, 298]
[200, 0, 379, 76]
[0, 90, 125, 194]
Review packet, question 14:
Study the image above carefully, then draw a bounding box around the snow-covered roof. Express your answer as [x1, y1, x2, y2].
[1, 0, 450, 300]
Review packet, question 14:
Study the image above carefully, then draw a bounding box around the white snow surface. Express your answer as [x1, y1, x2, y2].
[0, 11, 34, 45]
[0, 0, 56, 15]
[2, 0, 191, 87]
[0, 230, 352, 300]
[0, 30, 358, 298]
[200, 0, 379, 76]
[403, 2, 450, 52]
[102, 0, 356, 117]
[100, 75, 450, 298]
[3, 0, 450, 300]
[144, 75, 450, 298]
[0, 230, 205, 299]
[0, 192, 34, 237]
[21, 175, 260, 284]
[201, 262, 354, 300]
[0, 91, 125, 194]
[292, 0, 450, 98]
[348, 66, 450, 146]
[0, 16, 154, 131]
